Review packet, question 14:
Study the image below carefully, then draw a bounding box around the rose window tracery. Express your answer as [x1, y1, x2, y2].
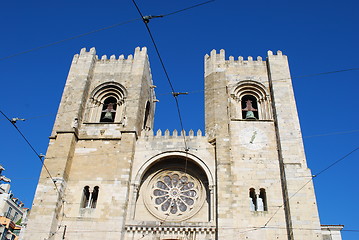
[144, 170, 204, 220]
[154, 174, 197, 214]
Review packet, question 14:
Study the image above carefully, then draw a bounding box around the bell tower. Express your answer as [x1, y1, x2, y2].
[25, 47, 334, 240]
[25, 47, 156, 239]
[204, 49, 322, 239]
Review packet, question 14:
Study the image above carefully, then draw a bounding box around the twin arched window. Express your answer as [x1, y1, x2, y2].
[249, 188, 267, 211]
[81, 186, 99, 208]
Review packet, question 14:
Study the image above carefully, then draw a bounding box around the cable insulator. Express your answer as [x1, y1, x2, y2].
[172, 92, 188, 97]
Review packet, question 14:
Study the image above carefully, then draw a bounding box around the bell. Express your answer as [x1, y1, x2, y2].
[245, 111, 257, 120]
[102, 111, 113, 121]
[242, 99, 257, 120]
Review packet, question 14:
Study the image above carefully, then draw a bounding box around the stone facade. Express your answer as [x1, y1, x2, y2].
[24, 47, 339, 239]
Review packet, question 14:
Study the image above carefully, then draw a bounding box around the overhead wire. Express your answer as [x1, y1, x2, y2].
[0, 0, 357, 236]
[129, 1, 215, 235]
[0, 111, 67, 238]
[0, 0, 215, 62]
[0, 18, 141, 62]
[1, 65, 358, 124]
[261, 146, 359, 229]
[15, 140, 357, 224]
[291, 67, 359, 79]
[4, 0, 353, 163]
[161, 0, 215, 17]
[131, 0, 189, 151]
[224, 146, 359, 236]
[3, 121, 357, 160]
[0, 110, 63, 198]
[312, 146, 359, 178]
[25, 130, 354, 228]
[33, 117, 356, 237]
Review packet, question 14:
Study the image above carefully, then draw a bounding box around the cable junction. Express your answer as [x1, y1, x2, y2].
[131, 0, 190, 153]
[0, 110, 63, 198]
[142, 15, 164, 23]
[10, 117, 26, 124]
[0, 1, 215, 62]
[172, 92, 188, 97]
[261, 146, 359, 229]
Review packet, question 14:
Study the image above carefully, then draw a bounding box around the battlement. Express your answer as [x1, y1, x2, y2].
[141, 129, 206, 138]
[204, 49, 285, 76]
[205, 49, 284, 63]
[72, 46, 148, 64]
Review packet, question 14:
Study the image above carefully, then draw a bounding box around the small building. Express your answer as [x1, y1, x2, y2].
[0, 166, 26, 240]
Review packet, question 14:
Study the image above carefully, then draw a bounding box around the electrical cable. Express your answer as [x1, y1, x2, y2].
[129, 1, 218, 231]
[0, 110, 62, 198]
[262, 146, 359, 229]
[0, 18, 141, 62]
[312, 146, 359, 178]
[4, 128, 355, 160]
[3, 5, 357, 236]
[44, 200, 67, 240]
[292, 67, 359, 80]
[2, 3, 355, 238]
[1, 65, 358, 124]
[38, 129, 357, 237]
[0, 0, 215, 62]
[161, 0, 215, 17]
[131, 0, 190, 151]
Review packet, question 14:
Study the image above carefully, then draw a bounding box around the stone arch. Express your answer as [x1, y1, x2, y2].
[85, 82, 127, 123]
[134, 151, 214, 186]
[132, 151, 214, 222]
[231, 80, 272, 120]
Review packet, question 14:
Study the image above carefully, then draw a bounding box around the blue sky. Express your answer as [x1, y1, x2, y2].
[1, 0, 358, 238]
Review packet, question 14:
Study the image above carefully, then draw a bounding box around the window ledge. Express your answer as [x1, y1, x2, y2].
[83, 122, 123, 125]
[231, 118, 273, 122]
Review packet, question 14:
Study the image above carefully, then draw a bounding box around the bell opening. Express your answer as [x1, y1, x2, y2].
[100, 97, 117, 123]
[241, 95, 258, 120]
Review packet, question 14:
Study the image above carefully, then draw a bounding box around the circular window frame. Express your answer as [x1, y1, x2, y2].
[143, 168, 206, 222]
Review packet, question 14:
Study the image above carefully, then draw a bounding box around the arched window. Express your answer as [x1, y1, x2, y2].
[143, 101, 151, 130]
[241, 95, 258, 119]
[86, 82, 126, 123]
[100, 97, 117, 122]
[259, 188, 267, 211]
[91, 186, 99, 208]
[134, 157, 211, 222]
[81, 186, 90, 208]
[231, 81, 272, 120]
[249, 188, 257, 211]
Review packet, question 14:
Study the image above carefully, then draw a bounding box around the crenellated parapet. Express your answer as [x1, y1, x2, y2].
[141, 129, 205, 138]
[204, 49, 285, 77]
[72, 46, 149, 68]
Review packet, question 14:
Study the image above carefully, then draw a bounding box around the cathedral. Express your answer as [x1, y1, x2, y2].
[24, 47, 343, 240]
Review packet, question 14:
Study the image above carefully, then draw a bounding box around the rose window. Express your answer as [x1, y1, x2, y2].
[145, 170, 204, 220]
